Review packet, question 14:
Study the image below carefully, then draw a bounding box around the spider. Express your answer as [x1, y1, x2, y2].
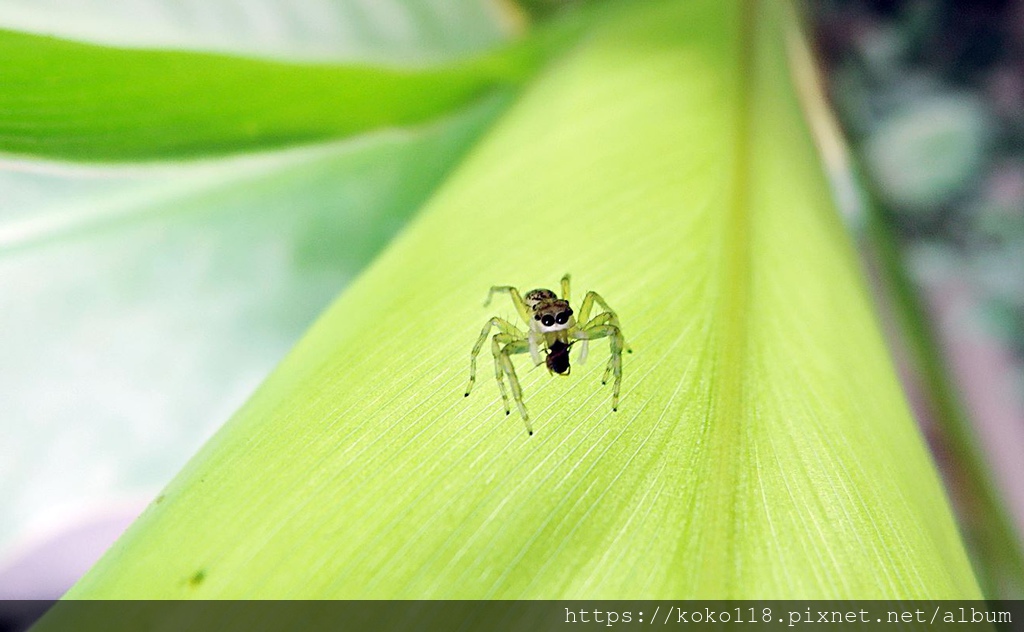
[463, 274, 630, 435]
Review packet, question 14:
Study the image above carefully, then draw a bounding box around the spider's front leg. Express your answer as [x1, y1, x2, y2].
[465, 317, 524, 397]
[575, 290, 632, 364]
[484, 284, 543, 365]
[572, 323, 625, 412]
[484, 285, 531, 323]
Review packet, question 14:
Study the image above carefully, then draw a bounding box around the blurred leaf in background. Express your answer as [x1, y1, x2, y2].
[812, 0, 1024, 598]
[0, 0, 539, 599]
[0, 0, 513, 62]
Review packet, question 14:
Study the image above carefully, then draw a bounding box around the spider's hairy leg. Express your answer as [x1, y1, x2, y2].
[498, 338, 534, 434]
[577, 290, 632, 354]
[484, 285, 531, 324]
[574, 312, 613, 365]
[572, 324, 624, 412]
[560, 273, 571, 302]
[465, 317, 525, 397]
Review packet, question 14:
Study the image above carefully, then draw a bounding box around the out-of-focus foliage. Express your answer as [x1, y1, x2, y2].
[0, 25, 562, 161]
[0, 0, 514, 62]
[814, 0, 1024, 364]
[812, 0, 1024, 599]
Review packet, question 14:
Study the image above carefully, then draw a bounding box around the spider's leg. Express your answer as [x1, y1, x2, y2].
[574, 313, 609, 364]
[575, 290, 600, 323]
[574, 313, 622, 365]
[528, 330, 543, 366]
[491, 334, 513, 415]
[571, 324, 624, 412]
[560, 273, 571, 302]
[602, 353, 616, 386]
[465, 317, 525, 397]
[577, 290, 632, 353]
[483, 285, 531, 324]
[498, 338, 533, 434]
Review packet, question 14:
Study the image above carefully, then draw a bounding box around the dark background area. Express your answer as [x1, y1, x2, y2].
[811, 0, 1024, 598]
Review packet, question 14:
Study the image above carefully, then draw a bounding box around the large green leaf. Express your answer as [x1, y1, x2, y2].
[0, 26, 560, 161]
[0, 0, 514, 62]
[57, 0, 980, 600]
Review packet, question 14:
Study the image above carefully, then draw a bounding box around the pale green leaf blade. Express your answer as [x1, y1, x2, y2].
[59, 0, 980, 600]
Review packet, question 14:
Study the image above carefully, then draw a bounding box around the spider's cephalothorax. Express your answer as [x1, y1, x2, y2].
[463, 274, 631, 435]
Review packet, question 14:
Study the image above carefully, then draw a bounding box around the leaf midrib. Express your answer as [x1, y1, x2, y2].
[704, 0, 756, 595]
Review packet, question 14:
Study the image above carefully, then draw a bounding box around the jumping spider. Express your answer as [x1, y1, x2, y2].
[463, 274, 630, 435]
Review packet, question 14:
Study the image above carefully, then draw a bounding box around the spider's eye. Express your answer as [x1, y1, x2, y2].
[534, 314, 541, 320]
[555, 311, 569, 324]
[542, 315, 555, 327]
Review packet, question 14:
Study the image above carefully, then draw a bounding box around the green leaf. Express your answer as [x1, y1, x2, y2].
[0, 21, 564, 161]
[58, 0, 980, 600]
